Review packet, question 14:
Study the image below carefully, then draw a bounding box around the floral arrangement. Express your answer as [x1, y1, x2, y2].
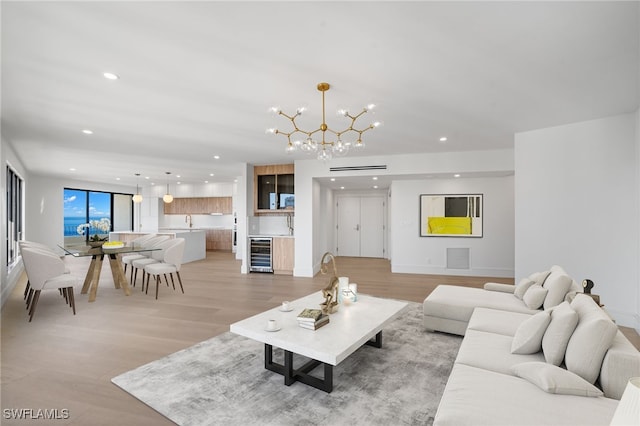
[77, 218, 111, 242]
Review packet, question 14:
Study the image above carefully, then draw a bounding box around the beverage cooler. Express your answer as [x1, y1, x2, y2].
[249, 237, 273, 273]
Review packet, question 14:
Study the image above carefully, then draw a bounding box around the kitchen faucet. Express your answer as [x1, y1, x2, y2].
[185, 214, 192, 228]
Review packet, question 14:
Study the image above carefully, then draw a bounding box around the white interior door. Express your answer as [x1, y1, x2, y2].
[337, 197, 361, 256]
[337, 196, 385, 258]
[360, 197, 385, 257]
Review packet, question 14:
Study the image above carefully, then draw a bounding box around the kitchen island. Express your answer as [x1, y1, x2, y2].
[109, 229, 206, 263]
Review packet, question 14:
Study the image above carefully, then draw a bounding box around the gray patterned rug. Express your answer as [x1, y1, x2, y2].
[111, 302, 461, 426]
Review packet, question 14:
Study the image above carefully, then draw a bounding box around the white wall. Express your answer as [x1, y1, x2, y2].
[390, 176, 514, 277]
[515, 113, 639, 329]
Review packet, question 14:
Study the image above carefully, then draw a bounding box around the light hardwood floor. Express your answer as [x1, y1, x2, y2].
[1, 252, 638, 425]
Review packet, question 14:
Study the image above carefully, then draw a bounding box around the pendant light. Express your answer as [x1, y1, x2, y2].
[132, 173, 143, 203]
[163, 172, 174, 204]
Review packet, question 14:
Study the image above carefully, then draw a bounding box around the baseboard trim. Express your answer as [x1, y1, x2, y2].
[390, 263, 514, 278]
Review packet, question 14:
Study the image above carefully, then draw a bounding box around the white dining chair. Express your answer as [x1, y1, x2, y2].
[131, 238, 180, 289]
[143, 238, 186, 299]
[21, 247, 81, 322]
[19, 241, 69, 303]
[121, 234, 158, 275]
[121, 235, 170, 286]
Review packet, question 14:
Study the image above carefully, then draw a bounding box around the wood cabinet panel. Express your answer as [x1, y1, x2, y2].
[206, 229, 232, 251]
[164, 197, 233, 214]
[272, 237, 294, 275]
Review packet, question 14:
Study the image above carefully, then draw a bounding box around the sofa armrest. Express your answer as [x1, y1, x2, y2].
[483, 282, 515, 293]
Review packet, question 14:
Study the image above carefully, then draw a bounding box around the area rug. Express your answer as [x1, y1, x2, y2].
[111, 302, 462, 426]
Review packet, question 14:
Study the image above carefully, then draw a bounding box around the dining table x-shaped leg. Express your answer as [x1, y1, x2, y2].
[80, 253, 132, 302]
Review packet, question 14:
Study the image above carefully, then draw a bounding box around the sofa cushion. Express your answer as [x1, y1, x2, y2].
[565, 294, 618, 384]
[523, 284, 548, 309]
[467, 308, 532, 337]
[511, 311, 551, 355]
[433, 364, 619, 426]
[542, 301, 579, 366]
[511, 362, 604, 397]
[455, 329, 545, 375]
[542, 272, 573, 310]
[423, 285, 541, 326]
[514, 278, 536, 300]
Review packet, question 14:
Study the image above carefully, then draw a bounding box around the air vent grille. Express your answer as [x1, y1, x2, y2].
[329, 165, 387, 172]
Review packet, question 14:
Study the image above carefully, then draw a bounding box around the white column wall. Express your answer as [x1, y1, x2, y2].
[515, 113, 639, 328]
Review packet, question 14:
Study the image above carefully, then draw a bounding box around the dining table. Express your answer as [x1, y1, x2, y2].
[59, 243, 159, 302]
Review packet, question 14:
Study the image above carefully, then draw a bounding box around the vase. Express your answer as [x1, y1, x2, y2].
[89, 241, 105, 248]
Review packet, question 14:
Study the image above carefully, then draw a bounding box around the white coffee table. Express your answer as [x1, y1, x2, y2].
[230, 291, 409, 392]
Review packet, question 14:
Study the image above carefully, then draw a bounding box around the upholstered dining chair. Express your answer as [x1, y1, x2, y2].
[21, 247, 81, 322]
[19, 241, 69, 302]
[143, 238, 186, 299]
[121, 233, 158, 276]
[130, 238, 180, 289]
[121, 235, 170, 286]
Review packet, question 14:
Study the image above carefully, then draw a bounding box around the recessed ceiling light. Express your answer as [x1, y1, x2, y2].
[177, 181, 181, 185]
[176, 175, 181, 178]
[204, 180, 209, 184]
[454, 174, 461, 178]
[330, 178, 336, 182]
[372, 177, 378, 180]
[373, 185, 378, 189]
[82, 129, 93, 135]
[116, 177, 120, 181]
[340, 186, 345, 190]
[439, 137, 448, 142]
[213, 155, 220, 160]
[103, 72, 119, 80]
[145, 176, 150, 179]
[69, 168, 76, 172]
[209, 173, 215, 177]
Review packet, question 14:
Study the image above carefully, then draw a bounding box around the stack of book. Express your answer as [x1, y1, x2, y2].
[297, 308, 330, 330]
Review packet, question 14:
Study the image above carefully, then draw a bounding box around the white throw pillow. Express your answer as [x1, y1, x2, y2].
[514, 278, 536, 300]
[565, 295, 618, 384]
[511, 362, 604, 397]
[542, 301, 579, 365]
[511, 311, 552, 354]
[542, 272, 573, 310]
[528, 270, 551, 286]
[522, 284, 548, 310]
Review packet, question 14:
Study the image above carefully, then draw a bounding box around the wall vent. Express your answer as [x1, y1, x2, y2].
[329, 165, 387, 172]
[446, 248, 470, 269]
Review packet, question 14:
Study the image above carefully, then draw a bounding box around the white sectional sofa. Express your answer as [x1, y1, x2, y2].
[423, 266, 640, 426]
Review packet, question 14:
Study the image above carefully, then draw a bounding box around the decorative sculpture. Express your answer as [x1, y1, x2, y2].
[319, 252, 340, 314]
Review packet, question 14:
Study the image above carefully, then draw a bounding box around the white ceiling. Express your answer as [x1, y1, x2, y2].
[2, 1, 638, 191]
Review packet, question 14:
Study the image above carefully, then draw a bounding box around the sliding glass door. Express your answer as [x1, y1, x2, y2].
[64, 188, 132, 242]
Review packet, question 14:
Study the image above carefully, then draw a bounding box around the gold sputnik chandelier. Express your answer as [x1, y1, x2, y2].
[267, 82, 381, 161]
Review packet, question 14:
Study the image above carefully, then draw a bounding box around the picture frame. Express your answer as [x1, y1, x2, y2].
[419, 194, 483, 237]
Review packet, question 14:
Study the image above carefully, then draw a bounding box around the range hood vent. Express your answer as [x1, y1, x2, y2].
[329, 165, 387, 172]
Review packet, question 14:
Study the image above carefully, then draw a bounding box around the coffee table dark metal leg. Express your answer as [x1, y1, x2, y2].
[262, 331, 383, 393]
[264, 344, 334, 393]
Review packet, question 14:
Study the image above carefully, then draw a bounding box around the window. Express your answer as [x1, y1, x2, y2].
[6, 166, 23, 267]
[64, 188, 133, 240]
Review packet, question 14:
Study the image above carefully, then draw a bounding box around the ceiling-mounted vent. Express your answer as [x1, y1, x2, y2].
[329, 165, 387, 172]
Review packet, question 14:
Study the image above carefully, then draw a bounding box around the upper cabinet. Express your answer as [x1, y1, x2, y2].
[163, 197, 232, 215]
[254, 164, 294, 215]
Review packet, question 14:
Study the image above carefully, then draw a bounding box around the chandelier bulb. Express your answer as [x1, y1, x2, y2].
[266, 128, 278, 135]
[296, 107, 306, 116]
[372, 121, 382, 128]
[285, 144, 296, 154]
[354, 140, 366, 150]
[317, 148, 332, 162]
[337, 109, 349, 117]
[366, 103, 376, 111]
[268, 106, 281, 115]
